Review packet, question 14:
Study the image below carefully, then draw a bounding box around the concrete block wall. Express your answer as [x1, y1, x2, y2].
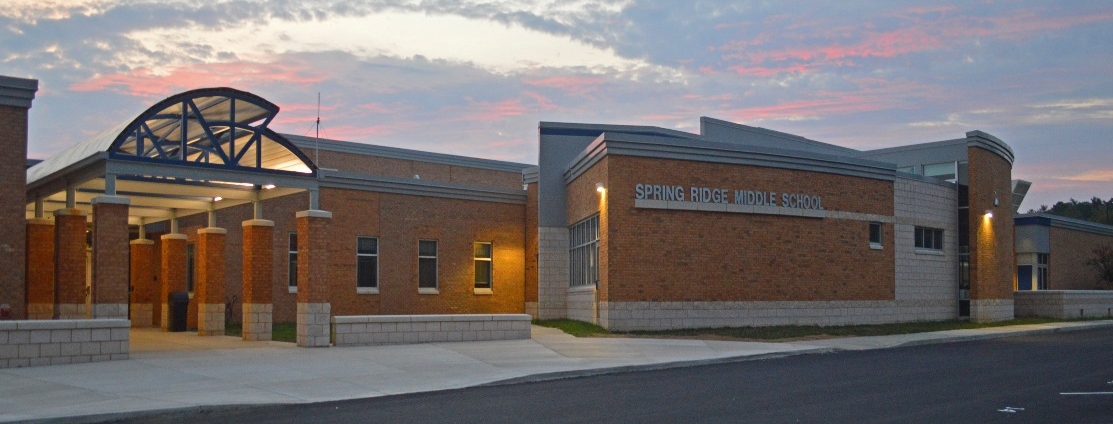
[566, 287, 597, 324]
[601, 300, 959, 331]
[1014, 291, 1113, 319]
[893, 178, 959, 318]
[332, 314, 531, 346]
[0, 319, 129, 368]
[537, 227, 569, 319]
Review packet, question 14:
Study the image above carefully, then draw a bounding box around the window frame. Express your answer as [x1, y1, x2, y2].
[356, 236, 379, 294]
[418, 239, 438, 293]
[869, 222, 883, 250]
[914, 226, 944, 252]
[288, 232, 298, 293]
[569, 215, 600, 287]
[473, 242, 493, 293]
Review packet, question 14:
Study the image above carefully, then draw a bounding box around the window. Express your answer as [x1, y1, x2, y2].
[923, 162, 957, 182]
[915, 227, 944, 251]
[869, 222, 882, 249]
[474, 242, 492, 291]
[288, 233, 298, 292]
[418, 240, 438, 291]
[896, 166, 915, 174]
[185, 244, 195, 292]
[357, 237, 378, 291]
[1037, 253, 1049, 290]
[569, 215, 600, 287]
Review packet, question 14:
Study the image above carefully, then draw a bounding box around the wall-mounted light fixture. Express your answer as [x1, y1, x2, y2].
[213, 196, 223, 202]
[263, 184, 276, 190]
[595, 182, 605, 193]
[984, 210, 993, 219]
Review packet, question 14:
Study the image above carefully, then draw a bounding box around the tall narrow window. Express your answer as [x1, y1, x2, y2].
[474, 242, 492, 290]
[1037, 253, 1049, 290]
[569, 215, 600, 287]
[869, 222, 882, 249]
[185, 244, 195, 292]
[357, 237, 379, 291]
[288, 233, 298, 291]
[418, 240, 438, 290]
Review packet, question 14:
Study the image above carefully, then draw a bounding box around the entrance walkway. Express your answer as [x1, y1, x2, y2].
[1, 321, 1110, 422]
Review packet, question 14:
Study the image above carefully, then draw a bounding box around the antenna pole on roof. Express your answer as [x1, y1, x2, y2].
[315, 92, 320, 167]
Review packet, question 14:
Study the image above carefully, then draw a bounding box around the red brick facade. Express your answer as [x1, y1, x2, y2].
[312, 149, 522, 190]
[195, 230, 226, 305]
[525, 182, 539, 306]
[968, 147, 1015, 301]
[25, 220, 54, 312]
[159, 234, 187, 327]
[1, 104, 29, 318]
[242, 221, 274, 304]
[129, 240, 156, 310]
[1049, 227, 1113, 290]
[91, 200, 130, 315]
[570, 155, 897, 303]
[54, 210, 87, 313]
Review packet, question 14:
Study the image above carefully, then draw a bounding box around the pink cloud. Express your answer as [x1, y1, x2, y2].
[523, 75, 606, 96]
[69, 60, 330, 98]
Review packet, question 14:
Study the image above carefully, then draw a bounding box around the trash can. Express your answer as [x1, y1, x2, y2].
[168, 291, 190, 332]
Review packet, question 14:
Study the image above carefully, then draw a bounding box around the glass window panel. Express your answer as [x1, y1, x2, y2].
[474, 261, 492, 288]
[358, 237, 378, 254]
[473, 242, 491, 259]
[419, 258, 437, 288]
[419, 240, 437, 257]
[923, 162, 957, 181]
[357, 256, 378, 288]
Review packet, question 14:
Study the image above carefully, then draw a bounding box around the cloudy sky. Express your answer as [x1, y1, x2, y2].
[3, 0, 1111, 209]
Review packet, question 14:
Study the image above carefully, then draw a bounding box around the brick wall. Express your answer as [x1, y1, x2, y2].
[967, 146, 1015, 321]
[1049, 227, 1113, 290]
[524, 182, 539, 317]
[592, 155, 895, 303]
[0, 104, 28, 319]
[54, 211, 87, 318]
[91, 200, 129, 317]
[25, 220, 54, 319]
[313, 150, 522, 190]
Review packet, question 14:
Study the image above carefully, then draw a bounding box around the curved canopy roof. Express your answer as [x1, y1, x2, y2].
[25, 88, 319, 224]
[28, 87, 315, 186]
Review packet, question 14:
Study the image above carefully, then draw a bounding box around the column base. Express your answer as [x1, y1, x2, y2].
[130, 303, 153, 327]
[56, 304, 88, 319]
[970, 299, 1015, 323]
[27, 303, 53, 320]
[243, 303, 273, 341]
[93, 303, 128, 319]
[297, 303, 331, 347]
[197, 303, 226, 336]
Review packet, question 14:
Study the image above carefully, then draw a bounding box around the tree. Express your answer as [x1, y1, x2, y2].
[1027, 197, 1113, 226]
[1085, 244, 1113, 288]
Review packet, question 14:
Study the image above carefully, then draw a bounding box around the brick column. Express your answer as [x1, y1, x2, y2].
[296, 210, 331, 347]
[967, 139, 1016, 323]
[242, 219, 274, 341]
[129, 238, 156, 327]
[54, 209, 87, 319]
[25, 218, 54, 319]
[91, 196, 130, 319]
[195, 228, 226, 336]
[159, 234, 187, 330]
[0, 76, 36, 320]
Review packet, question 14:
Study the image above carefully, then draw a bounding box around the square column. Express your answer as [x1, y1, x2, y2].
[129, 239, 156, 327]
[195, 227, 226, 336]
[91, 196, 130, 319]
[296, 210, 332, 348]
[242, 219, 274, 341]
[159, 234, 187, 330]
[0, 76, 36, 320]
[25, 218, 54, 319]
[54, 209, 87, 319]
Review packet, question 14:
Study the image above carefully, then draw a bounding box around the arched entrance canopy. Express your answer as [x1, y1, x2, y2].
[25, 87, 320, 224]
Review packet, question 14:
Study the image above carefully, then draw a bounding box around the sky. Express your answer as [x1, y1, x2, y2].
[3, 0, 1112, 210]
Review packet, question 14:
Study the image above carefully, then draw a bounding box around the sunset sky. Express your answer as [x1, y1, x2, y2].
[3, 0, 1111, 209]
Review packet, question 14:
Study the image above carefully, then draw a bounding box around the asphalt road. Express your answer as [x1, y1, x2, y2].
[125, 328, 1113, 423]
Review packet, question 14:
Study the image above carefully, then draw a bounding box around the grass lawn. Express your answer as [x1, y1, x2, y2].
[533, 317, 1112, 342]
[224, 322, 299, 343]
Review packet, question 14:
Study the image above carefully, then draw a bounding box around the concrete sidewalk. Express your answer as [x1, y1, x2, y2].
[2, 321, 1111, 423]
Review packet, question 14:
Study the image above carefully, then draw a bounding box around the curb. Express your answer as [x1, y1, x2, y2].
[480, 347, 836, 387]
[873, 320, 1113, 350]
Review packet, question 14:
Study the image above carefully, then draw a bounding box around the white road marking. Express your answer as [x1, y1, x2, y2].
[998, 407, 1024, 413]
[1061, 392, 1113, 395]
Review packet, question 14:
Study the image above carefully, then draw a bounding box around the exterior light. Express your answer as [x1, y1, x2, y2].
[263, 184, 276, 190]
[984, 211, 993, 219]
[213, 196, 223, 202]
[596, 182, 605, 193]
